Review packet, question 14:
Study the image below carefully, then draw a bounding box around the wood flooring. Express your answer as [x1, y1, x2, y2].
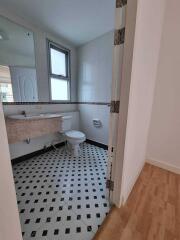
[93, 163, 180, 240]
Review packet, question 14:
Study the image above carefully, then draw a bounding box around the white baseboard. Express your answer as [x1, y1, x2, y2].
[146, 158, 180, 174]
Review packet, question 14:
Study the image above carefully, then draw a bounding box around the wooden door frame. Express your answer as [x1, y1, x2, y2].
[109, 0, 138, 207]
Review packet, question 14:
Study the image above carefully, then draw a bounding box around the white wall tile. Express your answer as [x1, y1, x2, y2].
[78, 32, 113, 102]
[78, 104, 110, 145]
[77, 32, 113, 144]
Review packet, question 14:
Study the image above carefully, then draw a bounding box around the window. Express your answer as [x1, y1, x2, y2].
[48, 41, 70, 101]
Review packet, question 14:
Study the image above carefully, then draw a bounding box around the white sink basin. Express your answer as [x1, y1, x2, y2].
[8, 113, 63, 120]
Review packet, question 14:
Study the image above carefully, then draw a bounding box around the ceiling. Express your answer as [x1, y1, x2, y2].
[0, 0, 116, 46]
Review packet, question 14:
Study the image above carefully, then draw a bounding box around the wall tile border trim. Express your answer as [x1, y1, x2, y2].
[3, 101, 110, 106]
[78, 102, 110, 106]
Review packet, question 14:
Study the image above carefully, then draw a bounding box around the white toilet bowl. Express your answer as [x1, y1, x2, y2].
[65, 130, 86, 156]
[59, 115, 86, 156]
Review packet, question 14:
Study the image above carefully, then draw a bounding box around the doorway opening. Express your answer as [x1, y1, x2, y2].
[1, 0, 128, 239]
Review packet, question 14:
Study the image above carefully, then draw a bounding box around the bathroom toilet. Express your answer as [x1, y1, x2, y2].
[59, 116, 86, 156]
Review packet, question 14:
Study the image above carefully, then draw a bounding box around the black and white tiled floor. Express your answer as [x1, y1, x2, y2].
[13, 143, 110, 240]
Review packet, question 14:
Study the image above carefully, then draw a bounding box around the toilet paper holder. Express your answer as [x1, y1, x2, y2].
[93, 119, 102, 128]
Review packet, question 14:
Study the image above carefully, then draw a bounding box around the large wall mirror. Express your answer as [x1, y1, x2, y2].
[0, 16, 38, 103]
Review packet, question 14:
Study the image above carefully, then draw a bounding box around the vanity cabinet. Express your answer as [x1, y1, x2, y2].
[6, 117, 61, 144]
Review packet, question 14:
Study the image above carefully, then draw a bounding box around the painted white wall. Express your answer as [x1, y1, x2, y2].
[0, 102, 22, 240]
[77, 32, 113, 144]
[3, 104, 79, 159]
[146, 0, 180, 171]
[120, 0, 166, 203]
[0, 6, 78, 102]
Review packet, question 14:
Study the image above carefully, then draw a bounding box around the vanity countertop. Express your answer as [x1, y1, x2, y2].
[7, 113, 63, 120]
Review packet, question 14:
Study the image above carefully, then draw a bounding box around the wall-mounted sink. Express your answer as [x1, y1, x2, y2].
[8, 113, 63, 120]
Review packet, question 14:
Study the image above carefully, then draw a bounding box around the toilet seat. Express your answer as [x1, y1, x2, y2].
[65, 130, 85, 140]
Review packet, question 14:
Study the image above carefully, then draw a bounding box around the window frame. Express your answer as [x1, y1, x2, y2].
[47, 39, 71, 102]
